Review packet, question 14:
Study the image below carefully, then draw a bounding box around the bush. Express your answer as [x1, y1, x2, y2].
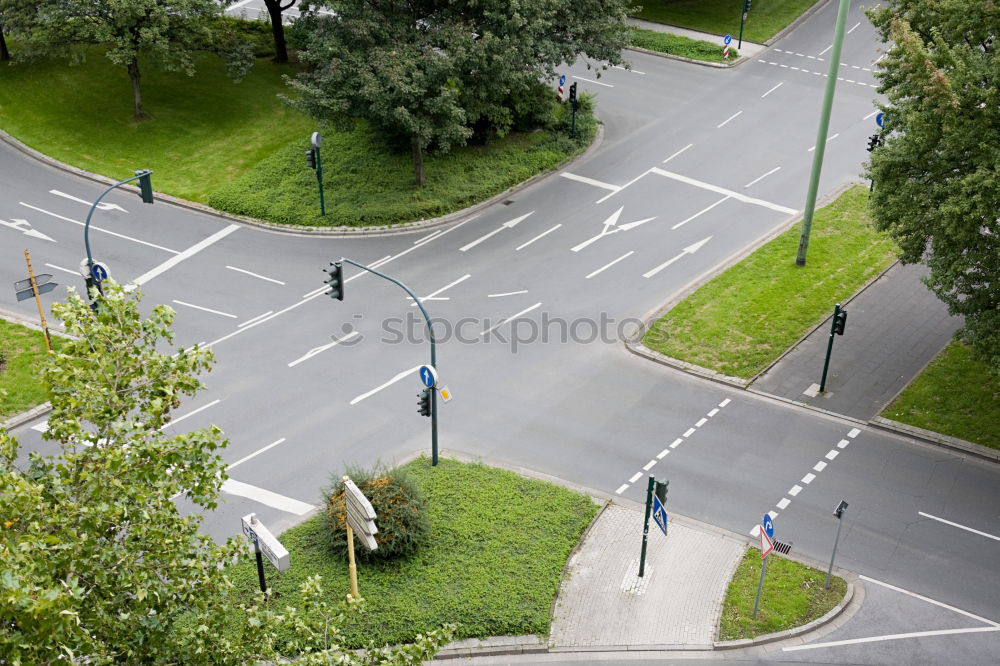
[323, 464, 430, 561]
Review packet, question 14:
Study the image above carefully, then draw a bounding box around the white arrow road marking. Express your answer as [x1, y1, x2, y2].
[50, 189, 127, 213]
[1, 218, 56, 243]
[571, 207, 657, 252]
[408, 273, 471, 306]
[288, 330, 361, 367]
[642, 237, 712, 278]
[459, 212, 535, 252]
[20, 202, 178, 253]
[220, 479, 316, 515]
[481, 302, 542, 337]
[350, 365, 423, 405]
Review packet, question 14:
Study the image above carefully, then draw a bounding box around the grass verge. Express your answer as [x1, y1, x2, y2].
[719, 548, 846, 640]
[0, 319, 59, 420]
[633, 0, 819, 43]
[882, 341, 1000, 450]
[629, 28, 738, 62]
[643, 187, 897, 379]
[228, 457, 599, 649]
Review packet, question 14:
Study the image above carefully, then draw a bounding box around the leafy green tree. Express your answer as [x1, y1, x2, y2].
[3, 0, 251, 121]
[0, 283, 454, 664]
[288, 0, 632, 185]
[264, 0, 296, 63]
[866, 0, 1000, 373]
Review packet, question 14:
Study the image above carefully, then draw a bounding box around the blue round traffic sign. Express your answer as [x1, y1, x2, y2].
[91, 262, 109, 281]
[876, 112, 885, 128]
[724, 34, 732, 45]
[419, 365, 438, 388]
[762, 513, 774, 539]
[559, 74, 566, 85]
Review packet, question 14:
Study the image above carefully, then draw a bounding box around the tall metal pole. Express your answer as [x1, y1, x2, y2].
[819, 303, 841, 392]
[638, 475, 655, 577]
[84, 171, 152, 278]
[826, 501, 848, 588]
[753, 555, 769, 618]
[340, 257, 439, 465]
[795, 0, 852, 266]
[315, 145, 326, 216]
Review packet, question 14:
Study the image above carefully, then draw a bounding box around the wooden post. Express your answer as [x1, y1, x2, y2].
[23, 249, 52, 351]
[346, 523, 360, 599]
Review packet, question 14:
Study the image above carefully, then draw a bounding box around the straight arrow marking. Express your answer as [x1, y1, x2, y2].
[50, 189, 127, 213]
[459, 212, 535, 251]
[643, 237, 713, 278]
[1, 218, 56, 243]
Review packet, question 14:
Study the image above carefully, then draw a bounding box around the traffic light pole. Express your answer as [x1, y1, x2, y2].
[83, 170, 153, 293]
[638, 475, 655, 577]
[315, 145, 326, 217]
[339, 257, 439, 465]
[819, 303, 841, 393]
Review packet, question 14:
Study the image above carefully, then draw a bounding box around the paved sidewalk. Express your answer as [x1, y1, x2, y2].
[751, 262, 963, 420]
[627, 18, 767, 59]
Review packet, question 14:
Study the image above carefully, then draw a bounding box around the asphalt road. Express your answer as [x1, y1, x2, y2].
[2, 2, 998, 662]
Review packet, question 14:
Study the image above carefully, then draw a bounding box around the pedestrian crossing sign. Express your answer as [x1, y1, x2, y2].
[652, 495, 668, 536]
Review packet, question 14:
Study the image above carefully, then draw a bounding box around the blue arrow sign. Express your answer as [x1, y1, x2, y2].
[653, 495, 668, 536]
[91, 262, 109, 281]
[762, 513, 774, 539]
[559, 74, 566, 85]
[724, 34, 732, 45]
[876, 112, 885, 128]
[419, 365, 438, 388]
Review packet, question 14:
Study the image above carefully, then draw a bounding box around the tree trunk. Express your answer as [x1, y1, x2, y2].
[127, 59, 146, 121]
[0, 26, 10, 61]
[264, 0, 290, 64]
[411, 136, 425, 187]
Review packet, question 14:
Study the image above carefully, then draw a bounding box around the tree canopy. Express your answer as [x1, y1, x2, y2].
[866, 0, 999, 373]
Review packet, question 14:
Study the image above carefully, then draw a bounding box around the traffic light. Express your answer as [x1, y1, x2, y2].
[867, 134, 880, 152]
[743, 0, 751, 12]
[568, 82, 577, 104]
[833, 309, 848, 335]
[135, 170, 154, 204]
[654, 479, 669, 505]
[323, 261, 343, 301]
[417, 389, 431, 417]
[306, 148, 317, 169]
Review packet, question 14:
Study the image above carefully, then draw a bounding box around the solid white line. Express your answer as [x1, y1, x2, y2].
[225, 0, 255, 10]
[683, 428, 696, 438]
[481, 302, 542, 337]
[745, 166, 781, 189]
[776, 497, 791, 510]
[918, 512, 1000, 543]
[671, 195, 730, 230]
[460, 226, 506, 252]
[350, 365, 422, 405]
[516, 224, 561, 251]
[412, 274, 471, 304]
[238, 311, 273, 328]
[717, 110, 743, 128]
[813, 461, 828, 472]
[707, 408, 719, 417]
[585, 251, 633, 279]
[847, 21, 861, 34]
[488, 290, 529, 298]
[719, 398, 731, 407]
[761, 82, 784, 98]
[783, 627, 1000, 652]
[663, 143, 694, 163]
[596, 168, 654, 204]
[221, 479, 315, 515]
[130, 224, 240, 289]
[788, 485, 802, 497]
[366, 254, 393, 267]
[414, 229, 445, 245]
[643, 460, 657, 471]
[226, 265, 284, 285]
[172, 300, 237, 319]
[848, 427, 861, 438]
[651, 169, 797, 215]
[20, 202, 178, 253]
[808, 133, 840, 152]
[45, 263, 79, 276]
[802, 473, 816, 484]
[657, 449, 669, 459]
[838, 439, 850, 448]
[670, 438, 683, 449]
[287, 331, 361, 368]
[161, 399, 221, 430]
[859, 575, 1000, 627]
[301, 286, 327, 299]
[51, 189, 127, 212]
[615, 484, 630, 495]
[819, 44, 833, 56]
[227, 438, 287, 471]
[696, 418, 707, 427]
[826, 449, 839, 460]
[561, 172, 620, 192]
[611, 64, 645, 75]
[628, 472, 643, 483]
[572, 75, 613, 88]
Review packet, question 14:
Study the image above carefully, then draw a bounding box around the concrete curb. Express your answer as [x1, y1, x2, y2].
[626, 45, 748, 69]
[2, 402, 52, 431]
[0, 119, 605, 239]
[868, 417, 999, 463]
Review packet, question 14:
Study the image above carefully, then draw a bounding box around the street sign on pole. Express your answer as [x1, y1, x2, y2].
[419, 364, 439, 388]
[91, 261, 110, 282]
[343, 477, 378, 551]
[439, 385, 453, 403]
[762, 513, 774, 539]
[652, 495, 668, 536]
[241, 513, 290, 571]
[876, 112, 885, 128]
[760, 529, 774, 559]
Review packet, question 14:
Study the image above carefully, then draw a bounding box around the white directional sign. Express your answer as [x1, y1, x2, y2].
[343, 477, 378, 551]
[241, 513, 290, 571]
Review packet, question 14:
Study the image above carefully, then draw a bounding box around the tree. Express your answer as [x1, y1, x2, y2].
[0, 283, 455, 664]
[287, 0, 632, 185]
[3, 0, 250, 121]
[264, 0, 296, 64]
[866, 0, 1000, 373]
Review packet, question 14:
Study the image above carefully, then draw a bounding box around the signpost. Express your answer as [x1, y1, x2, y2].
[241, 513, 290, 599]
[419, 364, 439, 388]
[557, 73, 566, 99]
[308, 131, 326, 216]
[826, 500, 848, 588]
[819, 303, 848, 392]
[723, 34, 732, 59]
[342, 476, 378, 599]
[753, 513, 774, 618]
[638, 476, 669, 577]
[652, 494, 668, 536]
[15, 250, 54, 351]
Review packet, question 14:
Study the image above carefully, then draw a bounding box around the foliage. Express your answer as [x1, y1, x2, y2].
[632, 0, 818, 43]
[287, 0, 631, 183]
[643, 187, 897, 378]
[883, 340, 1000, 449]
[0, 319, 61, 419]
[719, 548, 846, 640]
[866, 0, 1000, 375]
[629, 27, 739, 61]
[208, 94, 596, 227]
[324, 464, 430, 561]
[0, 0, 252, 120]
[228, 457, 600, 649]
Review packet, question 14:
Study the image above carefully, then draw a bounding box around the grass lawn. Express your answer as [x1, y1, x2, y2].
[633, 0, 819, 43]
[630, 28, 739, 62]
[0, 319, 59, 419]
[228, 458, 599, 649]
[643, 187, 897, 379]
[882, 341, 1000, 450]
[719, 548, 846, 640]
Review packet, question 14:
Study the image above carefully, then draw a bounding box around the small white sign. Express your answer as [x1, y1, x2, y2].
[241, 513, 290, 571]
[439, 385, 453, 403]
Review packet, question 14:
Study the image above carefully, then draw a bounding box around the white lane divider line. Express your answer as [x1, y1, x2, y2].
[460, 212, 534, 252]
[808, 133, 840, 152]
[848, 427, 861, 438]
[409, 273, 471, 305]
[784, 627, 1000, 652]
[488, 290, 529, 298]
[642, 236, 712, 278]
[788, 485, 802, 497]
[720, 398, 731, 407]
[226, 265, 285, 285]
[825, 449, 839, 460]
[350, 365, 422, 405]
[745, 166, 782, 189]
[707, 408, 719, 417]
[173, 300, 237, 319]
[837, 438, 850, 448]
[615, 484, 630, 495]
[611, 64, 645, 74]
[481, 302, 542, 337]
[847, 21, 861, 34]
[801, 472, 816, 484]
[129, 224, 241, 290]
[227, 438, 287, 471]
[162, 399, 222, 430]
[586, 251, 633, 279]
[516, 224, 561, 251]
[761, 82, 784, 98]
[221, 478, 315, 515]
[628, 472, 643, 484]
[414, 229, 445, 245]
[819, 44, 833, 56]
[45, 262, 80, 276]
[717, 110, 744, 128]
[238, 311, 274, 328]
[572, 75, 613, 88]
[288, 330, 361, 368]
[20, 202, 178, 253]
[860, 575, 1000, 627]
[671, 196, 730, 230]
[776, 497, 791, 510]
[863, 111, 878, 120]
[669, 438, 683, 449]
[651, 168, 797, 215]
[695, 418, 707, 428]
[561, 173, 620, 192]
[813, 460, 828, 472]
[596, 168, 655, 204]
[918, 512, 1000, 543]
[663, 143, 694, 164]
[657, 449, 670, 459]
[683, 428, 696, 438]
[642, 460, 657, 471]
